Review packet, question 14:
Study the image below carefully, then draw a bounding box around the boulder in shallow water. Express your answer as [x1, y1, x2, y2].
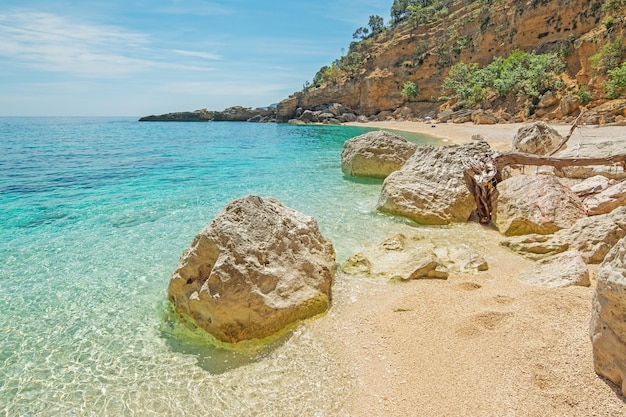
[376, 141, 493, 225]
[341, 131, 417, 179]
[168, 195, 335, 344]
[591, 236, 626, 394]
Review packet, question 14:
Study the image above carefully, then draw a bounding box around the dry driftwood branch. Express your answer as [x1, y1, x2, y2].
[464, 150, 626, 224]
[492, 152, 626, 172]
[547, 109, 585, 157]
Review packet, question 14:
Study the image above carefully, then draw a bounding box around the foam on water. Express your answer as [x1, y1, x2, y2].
[0, 117, 438, 416]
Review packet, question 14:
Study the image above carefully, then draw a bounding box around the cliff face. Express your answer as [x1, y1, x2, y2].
[278, 0, 626, 121]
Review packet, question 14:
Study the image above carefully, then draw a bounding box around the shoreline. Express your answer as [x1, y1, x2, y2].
[320, 120, 626, 415]
[345, 120, 626, 152]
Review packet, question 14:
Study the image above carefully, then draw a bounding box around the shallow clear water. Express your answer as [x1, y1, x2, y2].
[0, 117, 438, 416]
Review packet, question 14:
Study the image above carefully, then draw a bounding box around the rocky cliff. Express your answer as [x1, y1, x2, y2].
[277, 0, 626, 123]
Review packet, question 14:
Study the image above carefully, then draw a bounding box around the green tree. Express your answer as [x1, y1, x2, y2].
[352, 26, 369, 40]
[391, 0, 411, 24]
[368, 15, 385, 35]
[401, 81, 420, 100]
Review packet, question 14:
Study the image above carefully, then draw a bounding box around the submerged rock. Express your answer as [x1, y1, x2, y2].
[168, 195, 335, 344]
[341, 130, 417, 179]
[492, 174, 586, 236]
[376, 141, 493, 225]
[591, 236, 626, 394]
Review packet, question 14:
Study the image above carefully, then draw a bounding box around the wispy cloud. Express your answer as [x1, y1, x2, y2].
[151, 1, 233, 16]
[172, 49, 223, 61]
[0, 10, 155, 77]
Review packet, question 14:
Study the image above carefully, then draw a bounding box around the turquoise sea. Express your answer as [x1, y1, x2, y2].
[0, 117, 438, 416]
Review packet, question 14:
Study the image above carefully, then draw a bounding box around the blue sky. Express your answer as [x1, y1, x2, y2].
[0, 0, 392, 116]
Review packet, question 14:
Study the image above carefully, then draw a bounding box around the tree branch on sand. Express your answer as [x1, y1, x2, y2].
[464, 114, 626, 224]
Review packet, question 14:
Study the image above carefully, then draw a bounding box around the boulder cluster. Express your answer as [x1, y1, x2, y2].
[166, 123, 626, 395]
[139, 106, 277, 123]
[339, 124, 626, 395]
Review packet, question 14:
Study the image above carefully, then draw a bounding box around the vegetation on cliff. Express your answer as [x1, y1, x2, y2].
[291, 0, 626, 122]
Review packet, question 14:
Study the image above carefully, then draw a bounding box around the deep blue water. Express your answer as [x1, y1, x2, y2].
[0, 117, 438, 416]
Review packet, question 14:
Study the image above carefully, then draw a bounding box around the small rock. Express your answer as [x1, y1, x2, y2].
[516, 250, 589, 288]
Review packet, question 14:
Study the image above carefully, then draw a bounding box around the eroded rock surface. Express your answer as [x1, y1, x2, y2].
[511, 122, 563, 155]
[377, 141, 493, 225]
[502, 206, 626, 263]
[341, 234, 488, 281]
[584, 180, 626, 216]
[516, 250, 589, 288]
[168, 195, 335, 343]
[341, 234, 448, 281]
[341, 131, 417, 178]
[492, 174, 587, 236]
[590, 236, 626, 394]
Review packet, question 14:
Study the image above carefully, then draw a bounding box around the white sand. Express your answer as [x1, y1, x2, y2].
[313, 121, 626, 416]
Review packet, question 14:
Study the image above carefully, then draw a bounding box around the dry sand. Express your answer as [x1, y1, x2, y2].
[312, 121, 626, 416]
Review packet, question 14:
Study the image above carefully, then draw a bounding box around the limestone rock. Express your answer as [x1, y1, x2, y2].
[584, 180, 626, 216]
[556, 135, 626, 180]
[511, 122, 563, 155]
[168, 195, 335, 344]
[516, 250, 590, 288]
[341, 131, 417, 178]
[341, 234, 448, 281]
[502, 206, 626, 263]
[377, 141, 493, 225]
[537, 91, 559, 109]
[590, 236, 626, 394]
[560, 94, 581, 117]
[471, 110, 498, 125]
[492, 174, 587, 236]
[570, 175, 612, 197]
[433, 244, 489, 273]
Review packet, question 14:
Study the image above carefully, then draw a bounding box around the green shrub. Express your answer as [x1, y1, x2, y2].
[440, 50, 565, 107]
[401, 81, 420, 99]
[577, 86, 592, 105]
[590, 36, 624, 74]
[604, 61, 626, 98]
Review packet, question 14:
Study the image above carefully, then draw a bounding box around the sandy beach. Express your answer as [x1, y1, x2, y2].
[318, 121, 626, 416]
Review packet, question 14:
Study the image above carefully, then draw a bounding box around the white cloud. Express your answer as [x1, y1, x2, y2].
[172, 49, 223, 61]
[0, 10, 154, 77]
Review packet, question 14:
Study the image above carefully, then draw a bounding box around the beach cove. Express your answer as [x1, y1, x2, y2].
[1, 117, 625, 416]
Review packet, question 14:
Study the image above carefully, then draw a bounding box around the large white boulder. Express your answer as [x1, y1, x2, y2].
[590, 236, 626, 394]
[168, 195, 335, 344]
[492, 174, 587, 236]
[376, 141, 493, 225]
[341, 130, 417, 178]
